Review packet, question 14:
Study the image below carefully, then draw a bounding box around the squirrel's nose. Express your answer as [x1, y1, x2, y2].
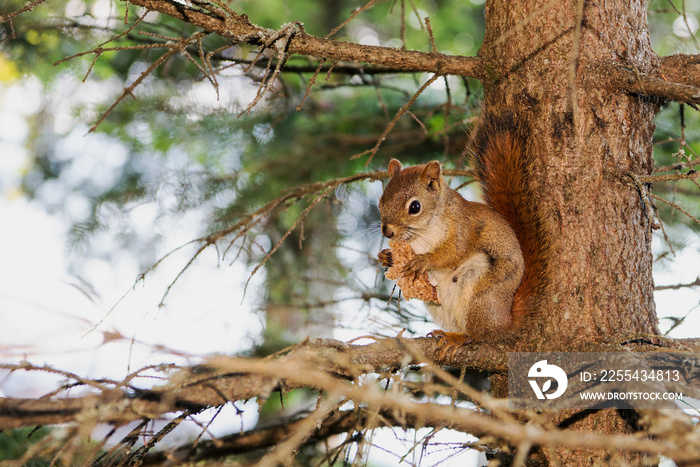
[381, 224, 395, 239]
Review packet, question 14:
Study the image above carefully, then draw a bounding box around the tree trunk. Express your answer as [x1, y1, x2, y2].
[481, 0, 659, 347]
[481, 0, 660, 463]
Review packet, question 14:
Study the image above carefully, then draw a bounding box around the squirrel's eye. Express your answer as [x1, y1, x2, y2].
[408, 199, 421, 215]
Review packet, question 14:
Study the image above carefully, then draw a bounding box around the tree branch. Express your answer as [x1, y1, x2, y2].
[599, 61, 700, 108]
[139, 408, 401, 464]
[3, 336, 700, 465]
[0, 0, 47, 23]
[3, 335, 700, 430]
[635, 171, 700, 184]
[0, 337, 490, 429]
[122, 0, 483, 78]
[139, 403, 700, 465]
[656, 276, 700, 291]
[660, 54, 700, 89]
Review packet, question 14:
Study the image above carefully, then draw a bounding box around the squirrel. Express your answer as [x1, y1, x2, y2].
[377, 112, 551, 347]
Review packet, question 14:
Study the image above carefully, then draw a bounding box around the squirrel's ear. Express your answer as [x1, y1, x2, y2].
[422, 161, 443, 190]
[387, 159, 402, 177]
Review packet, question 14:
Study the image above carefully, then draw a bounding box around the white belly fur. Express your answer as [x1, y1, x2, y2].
[425, 252, 491, 333]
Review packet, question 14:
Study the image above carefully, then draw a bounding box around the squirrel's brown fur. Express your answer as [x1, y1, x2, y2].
[377, 110, 551, 345]
[467, 111, 551, 335]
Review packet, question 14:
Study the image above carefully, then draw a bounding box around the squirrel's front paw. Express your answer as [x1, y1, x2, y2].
[403, 254, 430, 278]
[378, 249, 393, 268]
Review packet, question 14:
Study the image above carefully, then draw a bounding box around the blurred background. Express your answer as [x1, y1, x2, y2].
[1, 0, 699, 464]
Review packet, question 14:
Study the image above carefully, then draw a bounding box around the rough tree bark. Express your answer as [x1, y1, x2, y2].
[478, 1, 667, 464]
[479, 0, 662, 463]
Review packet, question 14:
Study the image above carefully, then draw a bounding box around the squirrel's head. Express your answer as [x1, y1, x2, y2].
[378, 159, 445, 241]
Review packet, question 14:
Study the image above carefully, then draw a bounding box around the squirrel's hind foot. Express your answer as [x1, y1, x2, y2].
[427, 330, 472, 362]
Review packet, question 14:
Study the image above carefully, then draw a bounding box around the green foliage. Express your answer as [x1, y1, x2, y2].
[0, 427, 51, 465]
[652, 103, 700, 236]
[648, 0, 700, 56]
[1, 1, 234, 86]
[235, 0, 484, 55]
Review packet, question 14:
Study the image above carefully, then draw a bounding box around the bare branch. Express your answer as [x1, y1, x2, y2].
[600, 61, 700, 108]
[656, 276, 700, 291]
[3, 335, 700, 430]
[325, 0, 378, 39]
[120, 0, 483, 78]
[654, 156, 700, 173]
[3, 336, 700, 465]
[648, 191, 700, 226]
[636, 171, 700, 183]
[0, 0, 48, 23]
[87, 30, 208, 133]
[660, 54, 700, 89]
[139, 408, 412, 464]
[0, 337, 495, 429]
[352, 73, 441, 165]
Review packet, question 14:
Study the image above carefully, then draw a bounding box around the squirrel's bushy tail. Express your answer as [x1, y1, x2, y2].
[467, 111, 551, 330]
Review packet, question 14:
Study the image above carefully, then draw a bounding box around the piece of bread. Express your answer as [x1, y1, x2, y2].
[384, 240, 440, 303]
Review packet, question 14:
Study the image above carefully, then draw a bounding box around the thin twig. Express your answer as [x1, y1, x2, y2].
[242, 185, 335, 296]
[352, 73, 441, 166]
[648, 191, 700, 226]
[655, 276, 700, 291]
[297, 58, 326, 111]
[626, 171, 671, 251]
[89, 31, 208, 132]
[637, 171, 700, 183]
[241, 22, 302, 115]
[325, 0, 378, 39]
[425, 16, 437, 53]
[0, 0, 48, 23]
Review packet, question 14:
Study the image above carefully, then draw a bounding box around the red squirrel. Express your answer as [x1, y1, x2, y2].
[377, 112, 551, 346]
